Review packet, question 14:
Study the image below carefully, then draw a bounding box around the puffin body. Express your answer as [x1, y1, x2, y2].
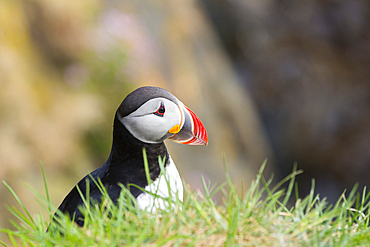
[56, 87, 208, 226]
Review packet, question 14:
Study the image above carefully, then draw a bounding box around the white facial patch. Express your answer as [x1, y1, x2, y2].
[120, 98, 182, 143]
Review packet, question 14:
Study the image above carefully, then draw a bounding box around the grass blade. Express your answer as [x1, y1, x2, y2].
[2, 181, 35, 229]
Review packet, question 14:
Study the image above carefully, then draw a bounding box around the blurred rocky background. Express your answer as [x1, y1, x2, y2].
[201, 0, 370, 201]
[0, 0, 369, 235]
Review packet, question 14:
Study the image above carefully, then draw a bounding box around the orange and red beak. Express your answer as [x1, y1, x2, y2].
[169, 103, 208, 145]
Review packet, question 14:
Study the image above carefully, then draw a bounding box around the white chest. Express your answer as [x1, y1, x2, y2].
[136, 156, 183, 212]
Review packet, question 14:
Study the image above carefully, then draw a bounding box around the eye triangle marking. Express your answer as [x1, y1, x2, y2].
[154, 102, 165, 117]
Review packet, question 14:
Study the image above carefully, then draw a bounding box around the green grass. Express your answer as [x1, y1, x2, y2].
[1, 158, 370, 246]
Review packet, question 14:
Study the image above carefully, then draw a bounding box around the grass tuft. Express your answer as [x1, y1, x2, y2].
[1, 158, 370, 246]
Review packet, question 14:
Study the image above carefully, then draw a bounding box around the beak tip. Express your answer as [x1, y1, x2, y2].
[203, 136, 208, 146]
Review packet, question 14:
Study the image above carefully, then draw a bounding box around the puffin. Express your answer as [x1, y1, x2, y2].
[56, 86, 208, 226]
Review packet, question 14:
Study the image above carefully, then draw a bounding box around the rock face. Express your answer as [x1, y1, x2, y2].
[201, 0, 370, 201]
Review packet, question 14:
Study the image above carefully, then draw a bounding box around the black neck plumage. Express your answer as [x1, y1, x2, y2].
[104, 115, 169, 194]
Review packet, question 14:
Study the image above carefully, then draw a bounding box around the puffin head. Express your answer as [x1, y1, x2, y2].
[116, 86, 208, 145]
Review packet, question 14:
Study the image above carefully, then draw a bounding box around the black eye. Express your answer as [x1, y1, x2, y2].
[154, 102, 165, 117]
